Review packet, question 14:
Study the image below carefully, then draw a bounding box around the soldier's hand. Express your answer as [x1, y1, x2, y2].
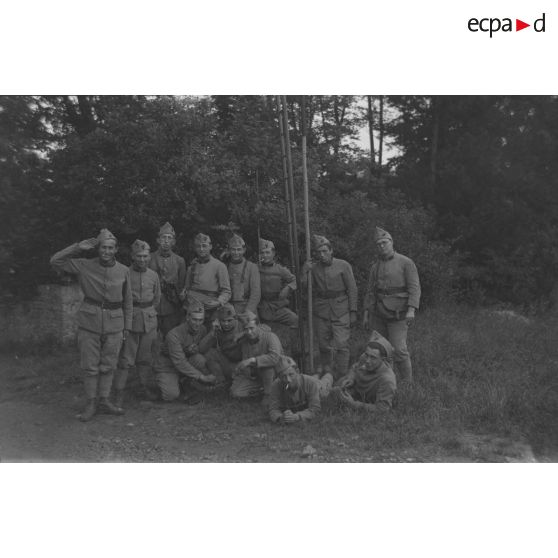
[187, 343, 199, 354]
[278, 286, 290, 300]
[338, 376, 354, 389]
[405, 307, 416, 326]
[362, 310, 369, 330]
[350, 311, 357, 326]
[78, 238, 98, 251]
[205, 298, 220, 309]
[198, 373, 216, 384]
[283, 410, 299, 423]
[237, 358, 254, 372]
[335, 387, 354, 404]
[178, 289, 187, 302]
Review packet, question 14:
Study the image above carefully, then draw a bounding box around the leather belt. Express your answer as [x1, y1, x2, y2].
[83, 297, 122, 310]
[191, 289, 219, 296]
[133, 301, 154, 308]
[316, 290, 346, 299]
[375, 287, 407, 295]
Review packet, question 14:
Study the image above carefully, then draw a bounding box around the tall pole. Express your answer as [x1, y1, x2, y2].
[301, 96, 314, 373]
[276, 96, 295, 273]
[280, 95, 305, 372]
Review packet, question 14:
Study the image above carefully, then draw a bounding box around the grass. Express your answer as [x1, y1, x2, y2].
[1, 304, 556, 461]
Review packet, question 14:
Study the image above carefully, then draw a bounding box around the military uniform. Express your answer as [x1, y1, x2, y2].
[226, 233, 261, 315]
[153, 321, 210, 401]
[199, 305, 244, 383]
[341, 359, 397, 411]
[114, 240, 161, 399]
[184, 255, 231, 316]
[228, 259, 261, 315]
[50, 229, 133, 418]
[230, 321, 283, 399]
[363, 227, 421, 382]
[148, 223, 186, 336]
[303, 236, 357, 377]
[257, 239, 298, 328]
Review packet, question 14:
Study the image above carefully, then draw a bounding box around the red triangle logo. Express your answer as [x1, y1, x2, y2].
[516, 19, 530, 31]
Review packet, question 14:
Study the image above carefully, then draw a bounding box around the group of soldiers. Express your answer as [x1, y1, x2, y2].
[50, 221, 421, 424]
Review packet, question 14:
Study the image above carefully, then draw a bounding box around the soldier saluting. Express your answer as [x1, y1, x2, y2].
[50, 229, 133, 421]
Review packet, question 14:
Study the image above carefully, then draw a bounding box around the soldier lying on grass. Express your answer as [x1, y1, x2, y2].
[269, 356, 333, 424]
[333, 332, 397, 412]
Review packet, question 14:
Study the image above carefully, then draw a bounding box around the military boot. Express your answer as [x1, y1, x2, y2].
[78, 398, 98, 422]
[78, 376, 99, 422]
[113, 389, 125, 408]
[98, 397, 125, 415]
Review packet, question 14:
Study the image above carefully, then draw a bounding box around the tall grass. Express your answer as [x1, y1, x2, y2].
[396, 306, 558, 451]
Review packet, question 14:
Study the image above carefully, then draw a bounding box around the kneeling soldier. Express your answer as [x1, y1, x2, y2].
[199, 303, 245, 386]
[269, 356, 333, 424]
[50, 229, 132, 421]
[153, 301, 216, 403]
[333, 332, 396, 412]
[231, 311, 283, 406]
[113, 240, 161, 407]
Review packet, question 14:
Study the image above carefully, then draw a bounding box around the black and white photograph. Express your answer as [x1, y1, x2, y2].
[1, 93, 556, 463]
[1, 2, 556, 558]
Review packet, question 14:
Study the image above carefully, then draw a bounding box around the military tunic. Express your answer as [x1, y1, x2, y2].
[148, 250, 186, 336]
[303, 257, 358, 376]
[228, 259, 261, 315]
[269, 374, 331, 423]
[184, 255, 231, 324]
[153, 322, 209, 401]
[230, 328, 283, 398]
[363, 251, 421, 382]
[258, 262, 298, 327]
[343, 360, 397, 411]
[115, 266, 161, 390]
[199, 322, 245, 382]
[50, 243, 133, 397]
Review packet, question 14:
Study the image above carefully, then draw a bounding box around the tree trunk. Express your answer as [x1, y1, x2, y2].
[378, 95, 384, 176]
[367, 95, 376, 173]
[430, 95, 440, 196]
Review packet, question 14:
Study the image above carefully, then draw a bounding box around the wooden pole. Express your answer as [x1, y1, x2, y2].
[280, 95, 305, 372]
[301, 96, 314, 374]
[275, 96, 295, 273]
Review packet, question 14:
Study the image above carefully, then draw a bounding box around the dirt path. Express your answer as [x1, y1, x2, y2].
[0, 351, 547, 463]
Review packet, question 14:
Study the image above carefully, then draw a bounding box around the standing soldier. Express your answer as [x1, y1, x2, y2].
[227, 234, 261, 315]
[231, 311, 283, 407]
[302, 234, 358, 378]
[148, 222, 186, 337]
[257, 238, 298, 328]
[50, 229, 133, 421]
[113, 240, 161, 407]
[182, 233, 231, 326]
[362, 227, 421, 383]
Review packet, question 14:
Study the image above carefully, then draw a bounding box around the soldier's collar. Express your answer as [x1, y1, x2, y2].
[260, 261, 274, 267]
[380, 251, 395, 261]
[159, 251, 172, 258]
[99, 259, 116, 268]
[196, 255, 211, 264]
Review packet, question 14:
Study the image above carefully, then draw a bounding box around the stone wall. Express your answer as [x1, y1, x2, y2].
[0, 283, 83, 350]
